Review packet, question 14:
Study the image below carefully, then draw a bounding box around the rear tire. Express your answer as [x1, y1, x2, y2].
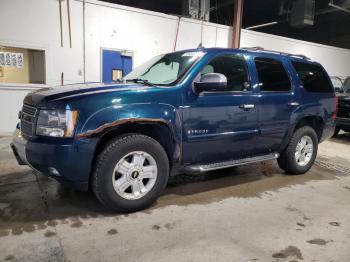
[277, 126, 318, 175]
[332, 127, 340, 137]
[92, 134, 169, 212]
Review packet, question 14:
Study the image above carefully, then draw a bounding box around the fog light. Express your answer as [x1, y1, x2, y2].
[49, 167, 60, 177]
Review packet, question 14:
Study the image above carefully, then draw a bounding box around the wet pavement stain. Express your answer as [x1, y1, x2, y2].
[153, 161, 340, 210]
[272, 246, 303, 260]
[44, 230, 56, 237]
[152, 225, 160, 230]
[307, 238, 330, 245]
[286, 206, 311, 221]
[107, 229, 118, 235]
[329, 222, 341, 227]
[259, 161, 274, 177]
[164, 222, 176, 230]
[70, 221, 83, 228]
[47, 220, 58, 227]
[0, 147, 345, 236]
[4, 254, 15, 261]
[0, 230, 9, 237]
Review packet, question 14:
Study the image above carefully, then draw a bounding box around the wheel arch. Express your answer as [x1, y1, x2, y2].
[280, 115, 325, 152]
[293, 115, 324, 141]
[93, 120, 180, 164]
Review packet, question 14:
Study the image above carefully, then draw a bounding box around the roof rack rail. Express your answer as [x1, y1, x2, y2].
[240, 46, 310, 60]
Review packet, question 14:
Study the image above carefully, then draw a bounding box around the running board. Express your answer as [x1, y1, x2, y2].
[183, 153, 279, 173]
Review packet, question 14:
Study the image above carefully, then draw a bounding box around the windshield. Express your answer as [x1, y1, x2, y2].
[331, 77, 342, 89]
[124, 51, 205, 85]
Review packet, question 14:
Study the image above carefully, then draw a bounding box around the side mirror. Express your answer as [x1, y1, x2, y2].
[194, 73, 227, 93]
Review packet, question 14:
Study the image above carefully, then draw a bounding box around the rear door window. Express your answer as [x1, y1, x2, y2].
[291, 61, 333, 93]
[254, 57, 291, 92]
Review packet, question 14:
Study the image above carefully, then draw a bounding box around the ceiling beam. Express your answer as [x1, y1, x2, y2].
[232, 0, 244, 48]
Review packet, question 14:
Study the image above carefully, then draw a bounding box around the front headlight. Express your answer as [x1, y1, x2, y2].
[36, 109, 78, 137]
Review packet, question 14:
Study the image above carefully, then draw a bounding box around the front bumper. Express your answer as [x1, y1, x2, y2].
[11, 129, 28, 165]
[11, 128, 97, 191]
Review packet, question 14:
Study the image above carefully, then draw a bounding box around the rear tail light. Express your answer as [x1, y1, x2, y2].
[332, 95, 338, 120]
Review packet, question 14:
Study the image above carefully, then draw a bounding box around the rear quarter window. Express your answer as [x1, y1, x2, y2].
[292, 61, 333, 93]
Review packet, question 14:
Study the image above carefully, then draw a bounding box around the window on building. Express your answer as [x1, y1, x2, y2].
[0, 46, 45, 85]
[292, 61, 333, 93]
[254, 57, 291, 92]
[201, 54, 250, 92]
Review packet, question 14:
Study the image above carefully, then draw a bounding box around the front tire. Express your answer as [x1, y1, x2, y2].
[92, 134, 169, 212]
[278, 126, 318, 175]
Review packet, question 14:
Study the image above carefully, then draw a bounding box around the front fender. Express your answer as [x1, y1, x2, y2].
[77, 102, 182, 152]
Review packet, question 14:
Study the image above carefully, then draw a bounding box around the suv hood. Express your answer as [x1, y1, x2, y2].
[23, 82, 150, 106]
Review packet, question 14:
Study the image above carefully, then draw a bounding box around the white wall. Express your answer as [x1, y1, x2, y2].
[0, 0, 350, 132]
[241, 29, 350, 78]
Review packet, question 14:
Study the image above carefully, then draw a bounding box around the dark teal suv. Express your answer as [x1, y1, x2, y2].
[11, 48, 336, 212]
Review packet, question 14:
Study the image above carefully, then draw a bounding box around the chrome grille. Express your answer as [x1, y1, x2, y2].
[22, 104, 37, 115]
[20, 104, 38, 137]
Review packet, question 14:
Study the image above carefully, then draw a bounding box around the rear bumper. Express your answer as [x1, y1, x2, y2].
[11, 128, 97, 191]
[336, 117, 350, 129]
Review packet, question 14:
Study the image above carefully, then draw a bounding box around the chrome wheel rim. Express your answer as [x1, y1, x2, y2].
[295, 136, 313, 167]
[112, 151, 158, 200]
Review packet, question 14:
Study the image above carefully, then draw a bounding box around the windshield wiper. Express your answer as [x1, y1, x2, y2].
[126, 78, 154, 86]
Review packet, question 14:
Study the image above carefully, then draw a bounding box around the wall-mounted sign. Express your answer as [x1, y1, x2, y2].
[0, 52, 24, 68]
[17, 53, 23, 68]
[0, 52, 5, 66]
[5, 53, 11, 66]
[11, 53, 17, 67]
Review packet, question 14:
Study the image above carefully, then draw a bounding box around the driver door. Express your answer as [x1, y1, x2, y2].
[181, 53, 259, 164]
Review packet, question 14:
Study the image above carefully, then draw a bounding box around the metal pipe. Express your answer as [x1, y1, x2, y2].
[329, 1, 350, 13]
[59, 0, 63, 47]
[67, 0, 72, 48]
[173, 17, 181, 51]
[246, 21, 279, 30]
[83, 0, 86, 82]
[232, 0, 244, 48]
[61, 72, 64, 86]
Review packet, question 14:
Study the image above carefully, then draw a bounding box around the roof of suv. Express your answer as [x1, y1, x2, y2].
[187, 47, 314, 63]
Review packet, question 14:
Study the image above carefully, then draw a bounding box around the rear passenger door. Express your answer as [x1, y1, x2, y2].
[252, 56, 298, 154]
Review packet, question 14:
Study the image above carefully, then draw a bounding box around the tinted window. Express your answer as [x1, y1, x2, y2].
[254, 57, 291, 92]
[201, 54, 250, 92]
[292, 61, 333, 93]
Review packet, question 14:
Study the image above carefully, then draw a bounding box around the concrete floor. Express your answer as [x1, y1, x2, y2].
[0, 133, 350, 262]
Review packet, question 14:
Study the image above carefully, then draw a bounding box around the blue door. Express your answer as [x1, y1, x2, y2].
[102, 50, 133, 82]
[181, 53, 259, 164]
[251, 56, 297, 154]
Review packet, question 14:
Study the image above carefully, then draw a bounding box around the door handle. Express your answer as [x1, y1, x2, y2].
[239, 104, 255, 110]
[288, 102, 300, 106]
